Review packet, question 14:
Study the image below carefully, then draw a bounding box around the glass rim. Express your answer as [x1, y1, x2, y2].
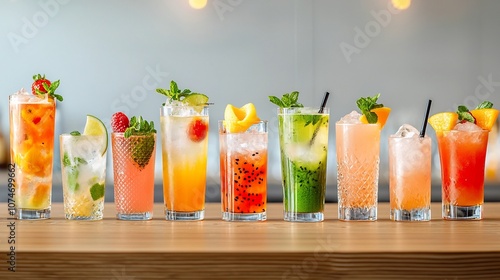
[277, 107, 329, 114]
[217, 120, 268, 124]
[161, 104, 210, 108]
[335, 122, 379, 126]
[111, 132, 156, 137]
[388, 134, 431, 139]
[59, 133, 107, 138]
[444, 129, 490, 134]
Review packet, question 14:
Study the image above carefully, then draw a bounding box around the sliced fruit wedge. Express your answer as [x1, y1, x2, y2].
[183, 93, 209, 106]
[428, 112, 458, 136]
[359, 107, 391, 128]
[83, 115, 108, 156]
[224, 103, 260, 133]
[470, 108, 499, 131]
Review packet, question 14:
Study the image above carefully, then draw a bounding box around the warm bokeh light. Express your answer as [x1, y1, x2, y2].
[391, 0, 411, 10]
[189, 0, 207, 9]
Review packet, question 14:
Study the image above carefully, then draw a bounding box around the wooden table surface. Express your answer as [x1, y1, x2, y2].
[1, 203, 500, 279]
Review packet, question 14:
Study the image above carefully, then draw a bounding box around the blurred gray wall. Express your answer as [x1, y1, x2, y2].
[1, 0, 500, 202]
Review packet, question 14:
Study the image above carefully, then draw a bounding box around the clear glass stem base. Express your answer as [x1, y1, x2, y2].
[339, 206, 377, 221]
[442, 204, 482, 220]
[17, 208, 50, 220]
[166, 210, 204, 221]
[391, 207, 431, 222]
[222, 212, 266, 222]
[117, 212, 153, 221]
[284, 211, 324, 222]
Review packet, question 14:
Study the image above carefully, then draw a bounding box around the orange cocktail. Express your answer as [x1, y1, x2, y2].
[437, 129, 488, 219]
[336, 120, 380, 220]
[335, 94, 391, 221]
[10, 91, 56, 219]
[388, 125, 431, 221]
[219, 121, 267, 221]
[112, 133, 156, 220]
[161, 105, 209, 220]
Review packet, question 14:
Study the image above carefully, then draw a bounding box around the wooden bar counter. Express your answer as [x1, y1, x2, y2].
[1, 203, 500, 279]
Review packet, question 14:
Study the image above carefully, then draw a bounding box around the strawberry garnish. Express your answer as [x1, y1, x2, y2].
[32, 74, 63, 101]
[188, 118, 208, 142]
[111, 112, 130, 133]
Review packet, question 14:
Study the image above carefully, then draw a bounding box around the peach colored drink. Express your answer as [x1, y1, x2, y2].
[161, 105, 209, 220]
[112, 133, 156, 220]
[9, 92, 56, 219]
[336, 122, 380, 221]
[388, 127, 431, 221]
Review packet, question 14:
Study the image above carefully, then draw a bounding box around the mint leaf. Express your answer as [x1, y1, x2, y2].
[457, 105, 469, 113]
[67, 167, 80, 192]
[303, 115, 322, 126]
[62, 152, 71, 167]
[476, 101, 493, 109]
[156, 80, 207, 104]
[269, 96, 284, 107]
[76, 157, 87, 165]
[269, 91, 304, 108]
[90, 183, 105, 201]
[366, 112, 378, 123]
[124, 115, 157, 138]
[356, 93, 383, 124]
[70, 131, 81, 136]
[456, 105, 476, 123]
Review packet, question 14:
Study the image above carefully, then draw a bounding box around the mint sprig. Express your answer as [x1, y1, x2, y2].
[269, 91, 304, 108]
[456, 101, 494, 123]
[156, 80, 207, 106]
[124, 116, 156, 138]
[356, 93, 383, 124]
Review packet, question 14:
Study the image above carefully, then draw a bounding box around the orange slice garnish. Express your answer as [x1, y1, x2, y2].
[359, 107, 391, 128]
[428, 112, 458, 136]
[470, 108, 499, 131]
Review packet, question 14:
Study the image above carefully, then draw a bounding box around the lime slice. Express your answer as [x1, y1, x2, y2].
[83, 115, 108, 156]
[183, 94, 209, 106]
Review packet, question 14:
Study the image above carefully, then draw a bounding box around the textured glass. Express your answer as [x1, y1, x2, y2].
[112, 133, 156, 220]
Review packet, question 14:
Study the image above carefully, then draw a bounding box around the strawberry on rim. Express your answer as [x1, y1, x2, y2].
[32, 74, 63, 101]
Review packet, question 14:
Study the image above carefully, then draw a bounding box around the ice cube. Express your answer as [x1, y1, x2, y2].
[393, 124, 419, 138]
[10, 88, 49, 103]
[338, 111, 362, 124]
[454, 121, 482, 131]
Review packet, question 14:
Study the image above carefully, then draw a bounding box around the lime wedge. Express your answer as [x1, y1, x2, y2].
[83, 115, 108, 156]
[183, 94, 209, 106]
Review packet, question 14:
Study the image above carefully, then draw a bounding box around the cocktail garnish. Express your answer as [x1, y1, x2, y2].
[31, 74, 63, 101]
[356, 93, 383, 124]
[457, 101, 493, 123]
[268, 91, 303, 108]
[123, 116, 156, 170]
[224, 103, 260, 133]
[156, 80, 209, 106]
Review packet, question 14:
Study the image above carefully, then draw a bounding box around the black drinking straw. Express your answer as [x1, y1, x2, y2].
[318, 92, 330, 113]
[310, 92, 330, 145]
[420, 99, 432, 138]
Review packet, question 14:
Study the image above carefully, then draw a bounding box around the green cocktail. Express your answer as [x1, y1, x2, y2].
[278, 107, 329, 222]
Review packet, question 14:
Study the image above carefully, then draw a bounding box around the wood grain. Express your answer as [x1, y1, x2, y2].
[1, 203, 500, 279]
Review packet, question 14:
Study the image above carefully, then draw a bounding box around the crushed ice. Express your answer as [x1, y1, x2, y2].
[393, 124, 419, 138]
[454, 121, 482, 131]
[338, 111, 362, 124]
